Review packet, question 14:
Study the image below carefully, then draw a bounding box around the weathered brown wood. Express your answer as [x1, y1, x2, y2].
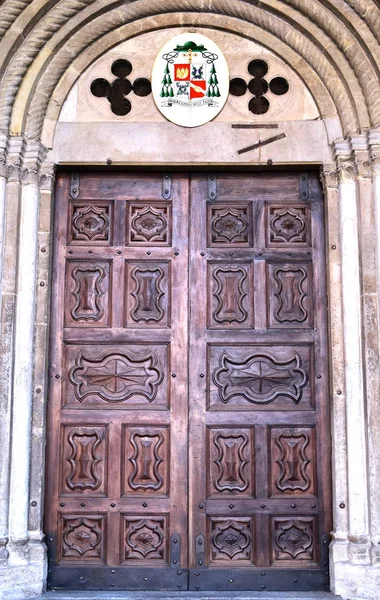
[188, 171, 331, 578]
[45, 172, 189, 584]
[45, 170, 331, 591]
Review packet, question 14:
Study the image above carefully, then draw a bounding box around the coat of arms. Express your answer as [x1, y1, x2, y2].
[152, 33, 229, 127]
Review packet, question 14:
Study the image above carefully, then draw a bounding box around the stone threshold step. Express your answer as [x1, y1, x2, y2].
[38, 592, 339, 600]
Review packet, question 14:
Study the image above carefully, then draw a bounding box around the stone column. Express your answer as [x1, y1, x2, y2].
[8, 142, 46, 566]
[334, 140, 370, 565]
[320, 164, 349, 569]
[0, 136, 24, 567]
[28, 159, 55, 570]
[367, 129, 380, 565]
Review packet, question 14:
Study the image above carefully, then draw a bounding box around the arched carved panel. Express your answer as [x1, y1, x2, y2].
[271, 517, 317, 564]
[209, 518, 253, 563]
[65, 260, 111, 327]
[62, 426, 106, 495]
[208, 428, 253, 496]
[122, 426, 169, 495]
[208, 263, 253, 328]
[207, 203, 253, 247]
[125, 261, 170, 328]
[123, 516, 167, 563]
[65, 344, 168, 407]
[128, 202, 171, 246]
[268, 263, 313, 329]
[59, 514, 105, 563]
[267, 205, 310, 246]
[270, 427, 316, 497]
[68, 202, 112, 245]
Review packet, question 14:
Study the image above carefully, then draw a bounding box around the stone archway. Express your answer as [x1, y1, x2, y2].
[0, 3, 380, 599]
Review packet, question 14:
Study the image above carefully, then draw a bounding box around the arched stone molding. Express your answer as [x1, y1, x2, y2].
[0, 1, 379, 598]
[0, 0, 378, 138]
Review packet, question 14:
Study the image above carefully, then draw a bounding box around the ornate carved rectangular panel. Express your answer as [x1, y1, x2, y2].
[63, 343, 168, 408]
[64, 260, 111, 327]
[207, 427, 254, 498]
[121, 425, 169, 496]
[125, 260, 171, 328]
[46, 171, 330, 592]
[209, 343, 312, 410]
[207, 261, 254, 329]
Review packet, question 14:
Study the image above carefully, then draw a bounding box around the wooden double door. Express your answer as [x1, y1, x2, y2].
[45, 171, 331, 592]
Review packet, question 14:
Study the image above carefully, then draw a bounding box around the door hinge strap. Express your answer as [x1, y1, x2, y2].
[300, 172, 309, 200]
[162, 173, 171, 199]
[195, 533, 205, 567]
[208, 173, 217, 200]
[170, 533, 181, 568]
[70, 172, 79, 199]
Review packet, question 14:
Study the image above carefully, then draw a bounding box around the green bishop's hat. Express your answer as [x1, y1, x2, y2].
[173, 40, 207, 52]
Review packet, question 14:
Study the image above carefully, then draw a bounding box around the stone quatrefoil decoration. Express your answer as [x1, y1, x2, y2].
[90, 59, 152, 116]
[90, 57, 288, 118]
[229, 58, 289, 115]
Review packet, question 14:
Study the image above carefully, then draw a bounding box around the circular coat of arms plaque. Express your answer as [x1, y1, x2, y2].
[152, 33, 229, 128]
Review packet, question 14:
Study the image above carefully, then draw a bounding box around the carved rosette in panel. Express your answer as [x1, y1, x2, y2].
[66, 345, 167, 407]
[213, 350, 307, 406]
[62, 426, 106, 495]
[65, 261, 110, 327]
[268, 263, 312, 329]
[267, 205, 310, 246]
[128, 203, 171, 246]
[207, 203, 252, 247]
[122, 426, 169, 495]
[60, 514, 104, 562]
[69, 202, 112, 245]
[271, 517, 316, 564]
[208, 428, 253, 496]
[210, 518, 253, 563]
[125, 261, 170, 328]
[123, 516, 167, 562]
[208, 263, 253, 328]
[270, 427, 315, 496]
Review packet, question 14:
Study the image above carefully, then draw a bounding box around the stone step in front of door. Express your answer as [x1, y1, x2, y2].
[38, 592, 340, 600]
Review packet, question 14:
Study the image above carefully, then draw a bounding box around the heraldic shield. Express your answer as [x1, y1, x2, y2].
[152, 33, 229, 127]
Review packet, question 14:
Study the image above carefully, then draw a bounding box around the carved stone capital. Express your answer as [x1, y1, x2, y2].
[354, 150, 372, 179]
[21, 162, 40, 185]
[336, 159, 357, 183]
[320, 163, 338, 192]
[370, 147, 380, 176]
[6, 136, 26, 183]
[6, 157, 22, 182]
[39, 161, 56, 191]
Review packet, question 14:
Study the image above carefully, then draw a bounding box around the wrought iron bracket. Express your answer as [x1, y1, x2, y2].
[46, 531, 57, 566]
[70, 172, 79, 199]
[162, 173, 171, 199]
[208, 173, 217, 201]
[195, 533, 205, 567]
[320, 532, 330, 571]
[170, 532, 181, 568]
[300, 172, 309, 201]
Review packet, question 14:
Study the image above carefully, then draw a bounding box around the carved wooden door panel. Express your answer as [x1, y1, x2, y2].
[45, 172, 189, 591]
[188, 172, 331, 592]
